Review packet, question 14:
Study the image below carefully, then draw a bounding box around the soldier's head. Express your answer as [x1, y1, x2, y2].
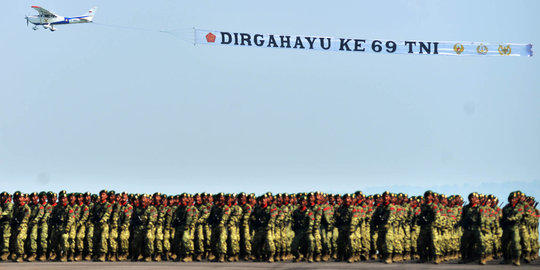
[424, 190, 434, 203]
[440, 194, 448, 206]
[508, 192, 518, 205]
[68, 193, 76, 205]
[299, 196, 308, 208]
[152, 192, 162, 205]
[84, 192, 92, 204]
[342, 194, 352, 206]
[108, 191, 117, 203]
[39, 191, 47, 204]
[237, 192, 247, 205]
[382, 191, 391, 205]
[59, 193, 68, 206]
[119, 192, 128, 205]
[99, 190, 108, 202]
[468, 192, 479, 206]
[30, 192, 39, 205]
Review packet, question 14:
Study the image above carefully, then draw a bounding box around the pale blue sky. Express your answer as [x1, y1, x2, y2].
[1, 0, 539, 201]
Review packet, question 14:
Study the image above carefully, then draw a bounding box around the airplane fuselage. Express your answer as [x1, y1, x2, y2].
[27, 15, 92, 26]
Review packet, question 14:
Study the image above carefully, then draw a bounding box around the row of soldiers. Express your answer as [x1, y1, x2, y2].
[0, 189, 538, 265]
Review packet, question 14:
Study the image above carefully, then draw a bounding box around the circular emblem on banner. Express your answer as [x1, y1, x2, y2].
[453, 43, 464, 55]
[498, 44, 511, 56]
[476, 43, 488, 55]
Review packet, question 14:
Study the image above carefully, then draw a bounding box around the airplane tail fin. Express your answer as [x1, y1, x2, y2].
[85, 7, 97, 21]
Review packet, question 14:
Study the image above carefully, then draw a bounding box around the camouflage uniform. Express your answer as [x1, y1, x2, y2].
[10, 201, 31, 260]
[118, 202, 133, 260]
[92, 199, 113, 260]
[291, 204, 315, 261]
[25, 199, 44, 258]
[0, 197, 14, 259]
[131, 201, 158, 261]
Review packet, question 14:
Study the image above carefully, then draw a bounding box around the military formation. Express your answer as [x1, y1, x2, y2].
[0, 189, 538, 266]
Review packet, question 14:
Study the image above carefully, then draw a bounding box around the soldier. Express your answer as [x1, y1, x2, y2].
[9, 192, 30, 262]
[291, 196, 315, 262]
[203, 193, 214, 260]
[227, 194, 242, 262]
[152, 192, 166, 261]
[410, 196, 422, 260]
[459, 192, 481, 264]
[335, 194, 357, 263]
[117, 192, 133, 261]
[0, 192, 14, 261]
[369, 194, 382, 260]
[131, 194, 158, 261]
[237, 193, 253, 261]
[37, 191, 52, 261]
[92, 190, 113, 262]
[49, 191, 76, 262]
[251, 194, 277, 262]
[25, 192, 44, 262]
[501, 192, 524, 266]
[106, 191, 120, 261]
[417, 190, 441, 263]
[66, 193, 81, 261]
[83, 192, 95, 261]
[46, 192, 58, 260]
[161, 195, 173, 261]
[192, 193, 208, 261]
[209, 193, 230, 262]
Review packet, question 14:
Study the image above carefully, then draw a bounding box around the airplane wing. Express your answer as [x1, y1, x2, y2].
[31, 6, 58, 17]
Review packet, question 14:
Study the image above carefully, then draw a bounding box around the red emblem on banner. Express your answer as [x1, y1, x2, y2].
[206, 32, 216, 43]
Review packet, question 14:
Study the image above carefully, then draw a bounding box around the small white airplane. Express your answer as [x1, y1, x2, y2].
[25, 6, 97, 31]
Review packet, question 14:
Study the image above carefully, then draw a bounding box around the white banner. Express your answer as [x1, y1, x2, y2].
[194, 29, 533, 57]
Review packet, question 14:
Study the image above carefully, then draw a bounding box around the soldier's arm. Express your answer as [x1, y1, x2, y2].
[100, 204, 113, 224]
[78, 206, 90, 226]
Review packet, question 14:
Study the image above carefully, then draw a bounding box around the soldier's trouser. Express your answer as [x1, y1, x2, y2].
[228, 225, 240, 256]
[479, 226, 492, 256]
[26, 223, 39, 254]
[85, 224, 94, 255]
[501, 226, 521, 260]
[109, 226, 118, 254]
[211, 225, 227, 256]
[418, 225, 436, 259]
[0, 223, 10, 253]
[38, 222, 48, 254]
[291, 231, 313, 257]
[173, 225, 184, 256]
[52, 227, 69, 256]
[182, 226, 195, 256]
[377, 227, 394, 255]
[163, 227, 171, 254]
[119, 226, 130, 254]
[321, 227, 331, 255]
[313, 229, 322, 254]
[519, 225, 531, 255]
[337, 227, 352, 259]
[411, 226, 419, 254]
[131, 226, 148, 258]
[240, 224, 251, 256]
[252, 228, 275, 259]
[460, 228, 480, 261]
[11, 226, 28, 255]
[204, 225, 212, 253]
[353, 226, 361, 255]
[194, 224, 205, 254]
[68, 223, 77, 254]
[93, 223, 109, 254]
[370, 226, 378, 256]
[492, 226, 502, 255]
[75, 225, 86, 254]
[154, 225, 163, 255]
[402, 224, 410, 254]
[331, 227, 338, 255]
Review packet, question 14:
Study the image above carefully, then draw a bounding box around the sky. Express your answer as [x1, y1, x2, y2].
[1, 0, 539, 201]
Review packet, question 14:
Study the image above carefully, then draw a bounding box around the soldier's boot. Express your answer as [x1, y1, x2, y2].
[170, 253, 177, 261]
[218, 254, 225, 263]
[227, 255, 235, 262]
[434, 255, 443, 264]
[26, 253, 37, 262]
[314, 253, 321, 262]
[479, 255, 487, 265]
[48, 252, 56, 261]
[267, 254, 274, 263]
[512, 257, 521, 266]
[293, 253, 303, 262]
[182, 255, 193, 262]
[207, 252, 216, 261]
[307, 253, 314, 263]
[403, 252, 411, 261]
[347, 255, 354, 263]
[9, 253, 17, 261]
[68, 252, 74, 262]
[524, 253, 531, 263]
[74, 252, 83, 261]
[153, 254, 161, 262]
[38, 253, 47, 261]
[97, 253, 106, 262]
[84, 253, 92, 261]
[383, 253, 392, 264]
[370, 253, 378, 261]
[322, 254, 329, 262]
[110, 253, 117, 262]
[59, 254, 68, 262]
[162, 252, 170, 261]
[241, 254, 249, 261]
[194, 253, 202, 261]
[14, 255, 23, 263]
[143, 256, 152, 262]
[392, 253, 401, 262]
